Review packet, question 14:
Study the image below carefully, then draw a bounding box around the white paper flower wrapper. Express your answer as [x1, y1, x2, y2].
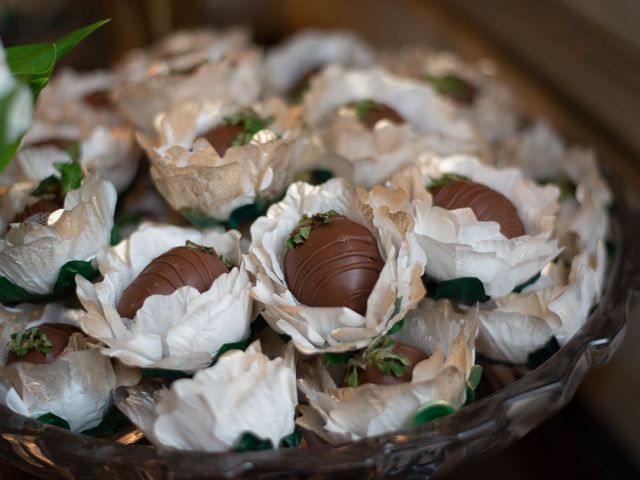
[477, 241, 606, 364]
[33, 69, 124, 129]
[115, 341, 297, 451]
[380, 48, 520, 145]
[297, 299, 477, 443]
[302, 66, 481, 188]
[76, 223, 253, 371]
[248, 178, 427, 354]
[497, 122, 611, 256]
[117, 28, 252, 84]
[0, 303, 139, 432]
[389, 155, 561, 296]
[114, 49, 262, 133]
[139, 99, 312, 221]
[4, 122, 139, 193]
[263, 30, 375, 95]
[0, 177, 117, 294]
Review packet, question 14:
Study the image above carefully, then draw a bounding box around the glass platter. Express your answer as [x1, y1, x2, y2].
[0, 163, 636, 480]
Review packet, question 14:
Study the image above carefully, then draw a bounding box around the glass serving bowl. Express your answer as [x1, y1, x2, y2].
[0, 168, 636, 480]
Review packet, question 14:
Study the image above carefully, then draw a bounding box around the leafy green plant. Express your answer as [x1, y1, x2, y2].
[0, 19, 109, 173]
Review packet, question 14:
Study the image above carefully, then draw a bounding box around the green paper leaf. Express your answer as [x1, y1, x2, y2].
[512, 272, 541, 294]
[386, 318, 405, 336]
[227, 199, 271, 229]
[279, 429, 301, 448]
[0, 259, 96, 303]
[211, 339, 250, 364]
[109, 223, 121, 245]
[81, 407, 129, 437]
[526, 336, 560, 369]
[32, 174, 60, 196]
[293, 168, 334, 185]
[427, 173, 470, 191]
[0, 84, 31, 174]
[37, 412, 70, 430]
[424, 74, 476, 104]
[425, 276, 489, 305]
[411, 401, 455, 426]
[55, 161, 84, 195]
[234, 432, 274, 452]
[464, 385, 477, 406]
[467, 364, 483, 390]
[140, 368, 192, 379]
[179, 207, 222, 228]
[323, 351, 353, 365]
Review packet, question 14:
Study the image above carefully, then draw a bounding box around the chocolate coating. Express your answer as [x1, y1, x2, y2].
[116, 244, 229, 319]
[359, 103, 405, 129]
[6, 323, 80, 366]
[83, 90, 112, 109]
[432, 180, 525, 239]
[284, 215, 384, 315]
[201, 123, 246, 157]
[289, 66, 322, 100]
[10, 198, 62, 226]
[358, 341, 428, 385]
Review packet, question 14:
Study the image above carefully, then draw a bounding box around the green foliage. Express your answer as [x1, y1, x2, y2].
[234, 430, 301, 452]
[425, 276, 489, 305]
[6, 19, 110, 98]
[0, 259, 96, 303]
[37, 412, 70, 430]
[287, 210, 338, 249]
[343, 336, 411, 388]
[350, 99, 376, 122]
[81, 407, 129, 437]
[427, 173, 470, 191]
[424, 74, 476, 103]
[386, 318, 405, 336]
[411, 401, 455, 426]
[7, 327, 52, 356]
[0, 19, 109, 174]
[526, 336, 560, 369]
[224, 112, 274, 146]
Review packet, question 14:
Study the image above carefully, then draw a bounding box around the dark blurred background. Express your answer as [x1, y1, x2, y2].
[1, 1, 639, 478]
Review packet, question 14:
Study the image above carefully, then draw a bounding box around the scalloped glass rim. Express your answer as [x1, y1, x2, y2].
[0, 181, 635, 479]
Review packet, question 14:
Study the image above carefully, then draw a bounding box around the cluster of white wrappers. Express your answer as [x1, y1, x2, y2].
[0, 28, 610, 452]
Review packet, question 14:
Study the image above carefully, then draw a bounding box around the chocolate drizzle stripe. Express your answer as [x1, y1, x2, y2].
[287, 234, 379, 296]
[332, 288, 373, 308]
[189, 249, 221, 285]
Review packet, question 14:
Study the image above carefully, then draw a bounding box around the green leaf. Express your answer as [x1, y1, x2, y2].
[54, 161, 84, 195]
[424, 74, 477, 104]
[211, 339, 250, 364]
[6, 19, 110, 97]
[0, 259, 96, 303]
[37, 412, 70, 430]
[351, 99, 375, 122]
[234, 432, 274, 452]
[32, 174, 60, 196]
[526, 336, 560, 369]
[52, 259, 96, 292]
[427, 173, 470, 191]
[81, 407, 129, 437]
[179, 207, 222, 228]
[279, 429, 301, 448]
[386, 318, 405, 336]
[109, 223, 121, 245]
[425, 276, 489, 305]
[323, 351, 353, 365]
[464, 385, 476, 406]
[512, 272, 541, 294]
[8, 327, 53, 356]
[140, 368, 192, 379]
[411, 401, 455, 426]
[227, 199, 271, 229]
[467, 365, 483, 390]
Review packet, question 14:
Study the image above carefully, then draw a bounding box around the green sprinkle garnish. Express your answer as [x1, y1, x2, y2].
[427, 173, 470, 191]
[350, 99, 376, 122]
[8, 327, 53, 357]
[343, 336, 411, 387]
[286, 210, 338, 249]
[32, 161, 84, 198]
[224, 112, 274, 146]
